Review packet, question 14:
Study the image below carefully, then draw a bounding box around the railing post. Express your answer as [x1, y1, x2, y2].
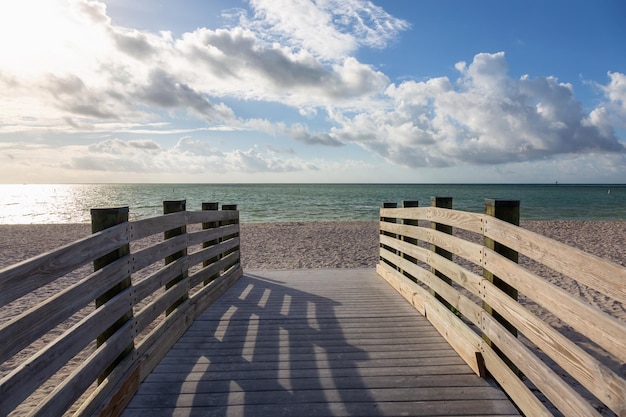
[221, 204, 240, 272]
[430, 197, 453, 310]
[483, 199, 520, 373]
[483, 199, 519, 335]
[91, 206, 132, 384]
[402, 200, 419, 282]
[163, 200, 188, 315]
[380, 202, 398, 270]
[202, 202, 220, 285]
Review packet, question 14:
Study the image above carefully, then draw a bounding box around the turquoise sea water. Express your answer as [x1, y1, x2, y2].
[0, 183, 624, 224]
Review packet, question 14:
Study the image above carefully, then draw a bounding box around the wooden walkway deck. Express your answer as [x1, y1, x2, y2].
[121, 269, 520, 417]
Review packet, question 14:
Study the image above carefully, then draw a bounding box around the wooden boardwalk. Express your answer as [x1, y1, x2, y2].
[121, 269, 520, 417]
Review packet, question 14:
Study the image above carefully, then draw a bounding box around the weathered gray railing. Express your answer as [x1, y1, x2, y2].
[0, 201, 242, 417]
[377, 198, 625, 417]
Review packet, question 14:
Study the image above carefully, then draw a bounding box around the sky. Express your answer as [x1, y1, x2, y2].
[0, 0, 625, 184]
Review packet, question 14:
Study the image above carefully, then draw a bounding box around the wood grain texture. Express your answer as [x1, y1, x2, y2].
[121, 269, 519, 417]
[483, 216, 626, 303]
[483, 246, 626, 364]
[0, 223, 129, 305]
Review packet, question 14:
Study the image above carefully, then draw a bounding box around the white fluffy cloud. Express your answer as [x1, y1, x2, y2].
[332, 52, 625, 167]
[246, 0, 409, 60]
[0, 0, 624, 182]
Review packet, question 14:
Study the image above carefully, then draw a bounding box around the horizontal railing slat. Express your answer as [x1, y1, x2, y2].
[1, 207, 243, 417]
[187, 223, 238, 247]
[380, 247, 483, 327]
[0, 224, 129, 306]
[0, 258, 130, 364]
[134, 279, 190, 336]
[379, 207, 484, 234]
[484, 216, 626, 304]
[378, 204, 625, 417]
[186, 237, 240, 269]
[186, 209, 239, 225]
[29, 320, 135, 417]
[479, 340, 552, 417]
[133, 259, 183, 303]
[482, 279, 626, 414]
[131, 234, 188, 272]
[481, 313, 602, 417]
[189, 250, 240, 289]
[483, 246, 626, 364]
[0, 287, 133, 416]
[379, 234, 429, 264]
[129, 212, 188, 241]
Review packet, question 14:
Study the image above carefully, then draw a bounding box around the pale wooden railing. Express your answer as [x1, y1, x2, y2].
[0, 202, 242, 417]
[377, 199, 625, 417]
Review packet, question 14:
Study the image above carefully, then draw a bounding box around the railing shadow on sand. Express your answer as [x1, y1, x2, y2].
[0, 201, 242, 417]
[378, 197, 625, 417]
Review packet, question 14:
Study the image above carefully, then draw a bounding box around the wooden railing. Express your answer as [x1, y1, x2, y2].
[377, 198, 625, 417]
[0, 201, 242, 417]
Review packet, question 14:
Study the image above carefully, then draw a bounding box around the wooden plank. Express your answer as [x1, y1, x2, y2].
[29, 321, 135, 417]
[133, 259, 183, 302]
[0, 287, 133, 416]
[0, 223, 129, 306]
[379, 221, 430, 244]
[481, 313, 602, 417]
[479, 340, 552, 417]
[72, 351, 140, 417]
[425, 297, 482, 376]
[131, 234, 188, 272]
[186, 224, 239, 247]
[483, 247, 626, 363]
[427, 248, 483, 297]
[185, 238, 240, 270]
[484, 216, 626, 304]
[482, 279, 626, 416]
[135, 302, 194, 381]
[0, 258, 130, 364]
[186, 209, 239, 225]
[381, 206, 485, 234]
[134, 279, 190, 336]
[376, 262, 427, 315]
[428, 227, 483, 266]
[379, 234, 430, 263]
[379, 249, 483, 328]
[129, 212, 188, 241]
[188, 251, 239, 288]
[121, 270, 518, 417]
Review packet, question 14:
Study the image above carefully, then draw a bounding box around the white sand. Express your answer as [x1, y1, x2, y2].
[1, 221, 624, 416]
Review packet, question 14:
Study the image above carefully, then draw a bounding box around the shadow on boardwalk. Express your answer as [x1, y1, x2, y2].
[122, 270, 518, 417]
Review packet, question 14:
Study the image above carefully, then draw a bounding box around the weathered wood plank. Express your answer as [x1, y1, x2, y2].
[483, 216, 626, 303]
[483, 246, 626, 363]
[30, 320, 135, 417]
[186, 224, 239, 247]
[0, 258, 130, 364]
[121, 270, 519, 417]
[0, 223, 129, 306]
[481, 313, 602, 417]
[0, 287, 133, 416]
[129, 212, 188, 241]
[379, 207, 485, 234]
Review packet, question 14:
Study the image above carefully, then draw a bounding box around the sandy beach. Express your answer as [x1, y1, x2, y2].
[1, 220, 624, 416]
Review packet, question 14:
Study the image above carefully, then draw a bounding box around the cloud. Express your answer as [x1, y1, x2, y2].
[23, 137, 316, 175]
[246, 0, 409, 60]
[332, 52, 625, 168]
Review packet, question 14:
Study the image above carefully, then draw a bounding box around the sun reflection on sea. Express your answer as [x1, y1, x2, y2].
[0, 184, 94, 224]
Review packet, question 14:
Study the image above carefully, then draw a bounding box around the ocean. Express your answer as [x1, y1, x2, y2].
[0, 183, 624, 224]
